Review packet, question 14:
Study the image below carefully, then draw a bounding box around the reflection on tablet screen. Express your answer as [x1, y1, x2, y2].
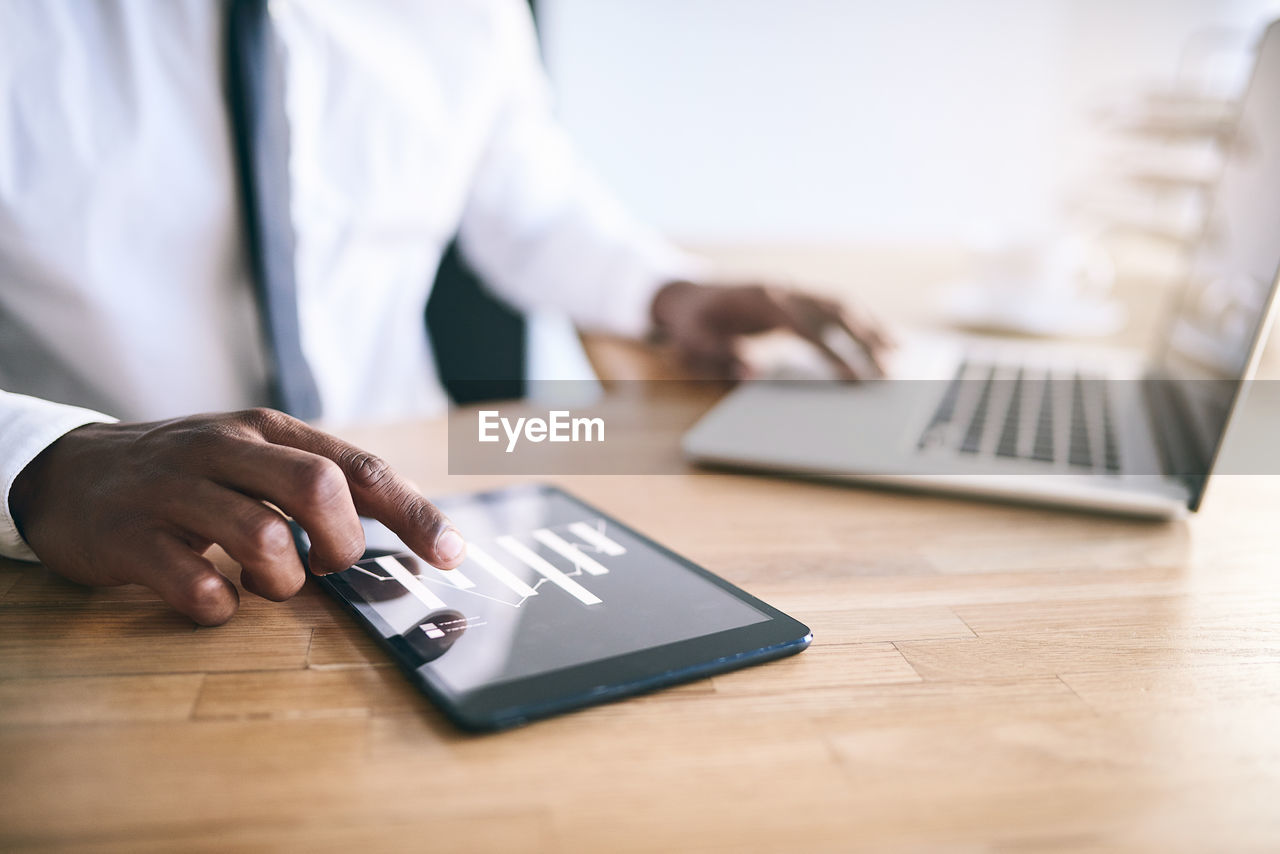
[339, 486, 769, 695]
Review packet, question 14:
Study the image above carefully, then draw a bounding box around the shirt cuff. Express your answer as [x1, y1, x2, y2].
[586, 242, 711, 341]
[0, 392, 117, 562]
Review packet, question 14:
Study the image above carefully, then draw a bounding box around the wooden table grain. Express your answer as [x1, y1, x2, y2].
[4, 243, 1280, 852]
[2, 395, 1279, 852]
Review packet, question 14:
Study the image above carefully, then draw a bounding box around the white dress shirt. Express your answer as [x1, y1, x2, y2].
[0, 0, 695, 560]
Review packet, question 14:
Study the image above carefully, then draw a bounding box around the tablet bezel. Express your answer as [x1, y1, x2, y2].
[309, 483, 812, 731]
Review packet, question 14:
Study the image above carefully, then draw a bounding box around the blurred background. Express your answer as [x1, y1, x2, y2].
[541, 0, 1276, 245]
[515, 0, 1280, 384]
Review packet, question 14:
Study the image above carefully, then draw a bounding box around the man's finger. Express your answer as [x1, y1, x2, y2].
[785, 294, 888, 380]
[838, 304, 895, 356]
[829, 309, 890, 378]
[772, 296, 863, 380]
[132, 534, 240, 626]
[207, 440, 365, 575]
[168, 482, 307, 601]
[244, 410, 466, 570]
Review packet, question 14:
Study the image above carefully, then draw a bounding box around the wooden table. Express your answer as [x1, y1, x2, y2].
[4, 244, 1280, 852]
[3, 395, 1279, 852]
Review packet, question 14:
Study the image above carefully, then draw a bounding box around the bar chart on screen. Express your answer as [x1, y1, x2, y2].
[346, 518, 627, 609]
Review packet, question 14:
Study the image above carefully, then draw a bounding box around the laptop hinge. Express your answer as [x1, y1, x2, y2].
[1140, 373, 1209, 505]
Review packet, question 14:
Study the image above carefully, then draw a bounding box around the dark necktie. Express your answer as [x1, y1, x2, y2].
[224, 0, 322, 419]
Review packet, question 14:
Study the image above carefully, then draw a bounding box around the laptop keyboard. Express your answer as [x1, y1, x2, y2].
[918, 360, 1121, 473]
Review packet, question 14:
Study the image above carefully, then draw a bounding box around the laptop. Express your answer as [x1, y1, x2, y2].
[683, 21, 1280, 519]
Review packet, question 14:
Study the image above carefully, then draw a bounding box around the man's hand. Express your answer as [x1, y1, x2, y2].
[650, 280, 892, 380]
[8, 409, 466, 626]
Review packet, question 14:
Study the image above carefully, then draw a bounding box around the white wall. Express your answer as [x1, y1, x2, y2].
[539, 0, 1280, 245]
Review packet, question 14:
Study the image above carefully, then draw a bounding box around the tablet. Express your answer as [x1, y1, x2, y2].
[295, 484, 811, 731]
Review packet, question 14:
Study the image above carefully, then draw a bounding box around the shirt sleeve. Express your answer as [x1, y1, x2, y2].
[0, 391, 116, 562]
[454, 2, 706, 340]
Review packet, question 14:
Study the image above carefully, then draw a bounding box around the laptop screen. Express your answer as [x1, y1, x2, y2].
[1151, 21, 1280, 504]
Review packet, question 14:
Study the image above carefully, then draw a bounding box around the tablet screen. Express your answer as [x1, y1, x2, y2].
[330, 485, 770, 696]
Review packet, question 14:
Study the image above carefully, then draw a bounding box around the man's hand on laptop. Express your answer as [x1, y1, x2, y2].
[8, 409, 466, 626]
[651, 280, 892, 380]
